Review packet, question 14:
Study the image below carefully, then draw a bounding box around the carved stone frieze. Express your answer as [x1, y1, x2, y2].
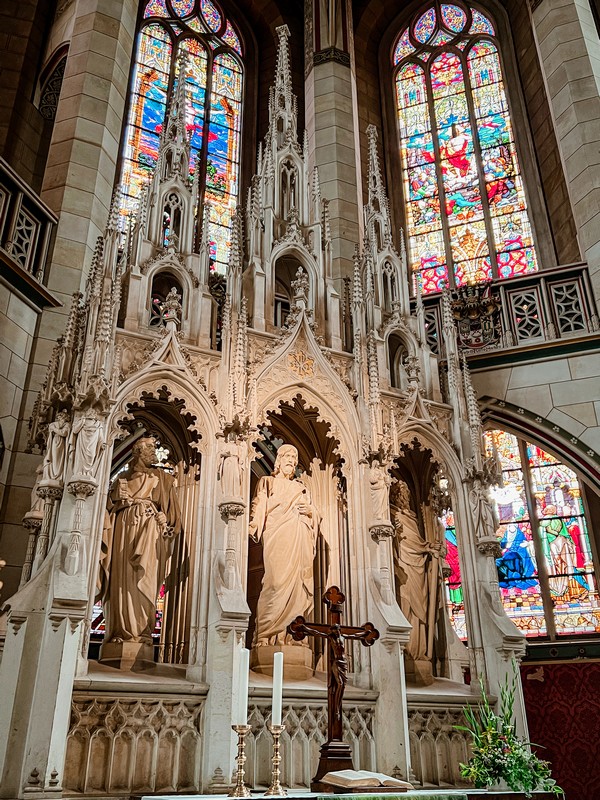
[64, 695, 204, 794]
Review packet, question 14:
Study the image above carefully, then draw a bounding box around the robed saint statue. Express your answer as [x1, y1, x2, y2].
[249, 444, 321, 646]
[98, 437, 182, 647]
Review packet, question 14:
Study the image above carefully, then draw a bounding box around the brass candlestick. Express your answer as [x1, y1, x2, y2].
[228, 724, 252, 798]
[264, 723, 287, 796]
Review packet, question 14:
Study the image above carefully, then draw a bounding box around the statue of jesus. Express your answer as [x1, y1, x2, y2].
[249, 444, 321, 646]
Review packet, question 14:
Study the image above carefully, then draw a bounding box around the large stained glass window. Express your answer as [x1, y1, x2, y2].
[444, 429, 600, 640]
[393, 4, 538, 294]
[119, 0, 243, 272]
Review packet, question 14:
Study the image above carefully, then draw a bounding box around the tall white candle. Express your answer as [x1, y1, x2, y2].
[237, 647, 249, 726]
[271, 651, 284, 726]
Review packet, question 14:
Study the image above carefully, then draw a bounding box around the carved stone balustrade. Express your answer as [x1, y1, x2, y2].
[0, 157, 58, 308]
[415, 263, 599, 356]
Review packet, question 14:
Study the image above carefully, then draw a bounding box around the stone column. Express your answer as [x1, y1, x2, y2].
[304, 0, 363, 284]
[531, 0, 600, 296]
[31, 0, 138, 390]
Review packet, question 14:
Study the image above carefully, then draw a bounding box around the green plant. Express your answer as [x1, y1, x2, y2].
[455, 673, 563, 797]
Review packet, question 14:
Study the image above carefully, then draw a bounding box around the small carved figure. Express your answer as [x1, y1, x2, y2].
[71, 408, 104, 479]
[469, 475, 498, 540]
[369, 459, 391, 523]
[42, 410, 70, 482]
[218, 437, 246, 499]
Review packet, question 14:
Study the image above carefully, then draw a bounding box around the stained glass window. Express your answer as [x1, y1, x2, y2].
[443, 429, 599, 640]
[119, 0, 243, 272]
[393, 3, 538, 294]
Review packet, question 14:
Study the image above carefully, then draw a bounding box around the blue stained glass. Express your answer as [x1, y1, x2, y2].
[394, 28, 415, 64]
[441, 4, 466, 32]
[413, 7, 436, 43]
[469, 9, 495, 35]
[170, 0, 194, 16]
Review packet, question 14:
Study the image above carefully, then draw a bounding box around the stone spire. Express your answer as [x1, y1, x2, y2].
[268, 25, 297, 147]
[157, 50, 191, 180]
[365, 124, 393, 246]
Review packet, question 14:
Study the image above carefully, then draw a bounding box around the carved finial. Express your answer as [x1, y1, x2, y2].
[352, 246, 363, 307]
[275, 25, 292, 93]
[106, 187, 122, 233]
[229, 206, 244, 275]
[291, 266, 309, 303]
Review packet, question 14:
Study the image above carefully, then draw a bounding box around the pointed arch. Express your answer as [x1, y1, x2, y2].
[390, 2, 546, 295]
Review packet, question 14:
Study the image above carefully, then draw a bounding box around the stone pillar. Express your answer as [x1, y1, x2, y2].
[32, 0, 138, 388]
[0, 0, 138, 604]
[532, 0, 600, 296]
[304, 0, 363, 284]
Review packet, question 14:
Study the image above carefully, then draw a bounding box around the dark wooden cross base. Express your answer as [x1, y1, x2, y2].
[287, 586, 380, 792]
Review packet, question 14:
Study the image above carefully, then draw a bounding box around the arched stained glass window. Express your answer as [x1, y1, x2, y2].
[119, 0, 243, 272]
[443, 429, 600, 640]
[393, 3, 538, 294]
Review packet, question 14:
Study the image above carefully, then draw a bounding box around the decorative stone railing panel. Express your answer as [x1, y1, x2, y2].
[0, 157, 56, 282]
[64, 694, 203, 795]
[417, 263, 599, 355]
[408, 707, 471, 788]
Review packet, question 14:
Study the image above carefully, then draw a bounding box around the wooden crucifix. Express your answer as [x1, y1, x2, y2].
[287, 586, 379, 791]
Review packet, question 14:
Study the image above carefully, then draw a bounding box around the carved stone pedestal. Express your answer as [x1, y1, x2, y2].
[406, 657, 434, 686]
[99, 640, 154, 670]
[251, 643, 313, 680]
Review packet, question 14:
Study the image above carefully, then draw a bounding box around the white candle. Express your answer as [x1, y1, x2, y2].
[237, 647, 249, 726]
[271, 651, 284, 726]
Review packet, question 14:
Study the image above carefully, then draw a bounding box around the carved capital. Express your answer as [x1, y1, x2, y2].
[67, 477, 98, 499]
[219, 501, 246, 520]
[370, 524, 395, 543]
[38, 483, 63, 501]
[477, 537, 502, 558]
[22, 513, 43, 531]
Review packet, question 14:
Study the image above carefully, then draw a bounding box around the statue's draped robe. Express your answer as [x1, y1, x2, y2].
[251, 475, 319, 645]
[98, 468, 182, 643]
[394, 510, 430, 662]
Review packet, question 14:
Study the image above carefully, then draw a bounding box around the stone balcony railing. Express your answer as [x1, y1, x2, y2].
[415, 263, 600, 356]
[0, 157, 58, 306]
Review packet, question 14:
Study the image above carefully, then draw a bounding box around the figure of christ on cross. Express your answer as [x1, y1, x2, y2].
[287, 586, 379, 790]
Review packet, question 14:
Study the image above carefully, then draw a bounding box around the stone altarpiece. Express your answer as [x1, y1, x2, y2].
[0, 25, 528, 800]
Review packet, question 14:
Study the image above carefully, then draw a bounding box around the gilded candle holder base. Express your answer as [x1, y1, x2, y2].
[264, 723, 287, 797]
[228, 724, 252, 798]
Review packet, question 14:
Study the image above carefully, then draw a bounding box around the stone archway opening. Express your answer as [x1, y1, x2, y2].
[247, 394, 345, 676]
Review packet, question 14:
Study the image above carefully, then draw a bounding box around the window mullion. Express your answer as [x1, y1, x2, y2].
[462, 42, 499, 280]
[518, 438, 557, 640]
[425, 52, 456, 289]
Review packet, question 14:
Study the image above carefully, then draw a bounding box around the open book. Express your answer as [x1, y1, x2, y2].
[321, 770, 413, 790]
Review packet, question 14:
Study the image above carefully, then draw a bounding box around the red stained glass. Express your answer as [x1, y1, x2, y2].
[497, 248, 537, 278]
[417, 264, 449, 293]
[395, 5, 537, 291]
